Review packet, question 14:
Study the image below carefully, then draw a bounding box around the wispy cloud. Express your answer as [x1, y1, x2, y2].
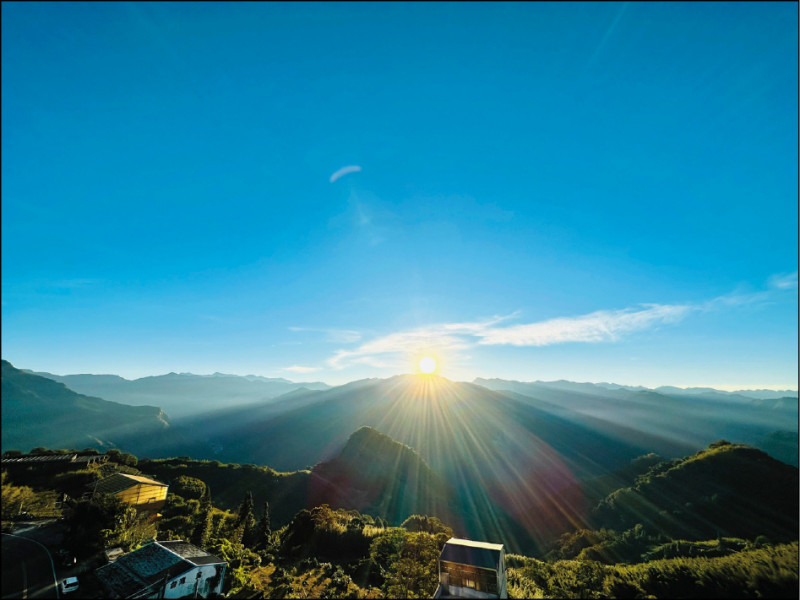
[768, 271, 798, 290]
[326, 305, 688, 369]
[324, 274, 793, 370]
[283, 365, 319, 374]
[476, 303, 692, 346]
[329, 165, 362, 183]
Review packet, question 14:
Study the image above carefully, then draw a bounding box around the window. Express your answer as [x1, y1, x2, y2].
[179, 577, 186, 584]
[170, 581, 177, 589]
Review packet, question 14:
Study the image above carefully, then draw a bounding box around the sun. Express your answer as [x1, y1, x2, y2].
[418, 356, 437, 374]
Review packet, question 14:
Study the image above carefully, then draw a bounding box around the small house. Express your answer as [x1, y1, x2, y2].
[95, 540, 226, 599]
[92, 473, 169, 518]
[434, 538, 507, 599]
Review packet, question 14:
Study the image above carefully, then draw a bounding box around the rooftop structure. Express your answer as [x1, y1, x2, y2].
[435, 538, 507, 599]
[95, 540, 226, 599]
[1, 453, 108, 466]
[91, 473, 169, 518]
[93, 473, 167, 495]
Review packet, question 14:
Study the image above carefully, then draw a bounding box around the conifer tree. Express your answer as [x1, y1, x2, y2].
[236, 491, 256, 547]
[191, 485, 212, 548]
[254, 501, 271, 550]
[236, 491, 254, 526]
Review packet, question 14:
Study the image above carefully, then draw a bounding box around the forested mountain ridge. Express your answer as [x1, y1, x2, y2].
[137, 427, 455, 532]
[1, 360, 169, 453]
[308, 426, 455, 527]
[591, 441, 799, 541]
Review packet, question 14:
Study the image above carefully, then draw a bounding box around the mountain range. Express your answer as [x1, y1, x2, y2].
[4, 360, 797, 554]
[25, 368, 330, 417]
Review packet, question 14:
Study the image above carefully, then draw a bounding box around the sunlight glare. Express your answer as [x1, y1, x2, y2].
[419, 356, 437, 374]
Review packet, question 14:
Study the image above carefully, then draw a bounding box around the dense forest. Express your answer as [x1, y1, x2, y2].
[2, 436, 797, 598]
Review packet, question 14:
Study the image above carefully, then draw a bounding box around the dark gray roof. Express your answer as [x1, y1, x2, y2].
[440, 538, 504, 571]
[159, 541, 226, 566]
[96, 540, 227, 598]
[96, 542, 189, 598]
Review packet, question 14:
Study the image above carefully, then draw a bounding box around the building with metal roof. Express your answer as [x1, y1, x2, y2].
[92, 473, 169, 519]
[434, 538, 507, 598]
[95, 540, 226, 599]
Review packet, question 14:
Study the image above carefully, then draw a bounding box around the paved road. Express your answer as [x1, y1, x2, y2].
[1, 533, 59, 599]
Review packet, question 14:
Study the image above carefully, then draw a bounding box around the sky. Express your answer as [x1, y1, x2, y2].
[2, 2, 797, 389]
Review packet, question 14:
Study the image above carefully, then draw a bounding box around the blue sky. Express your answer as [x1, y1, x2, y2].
[2, 2, 797, 388]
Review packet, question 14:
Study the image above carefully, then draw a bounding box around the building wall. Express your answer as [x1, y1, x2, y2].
[438, 549, 508, 599]
[163, 564, 225, 599]
[114, 483, 168, 513]
[498, 553, 507, 598]
[441, 585, 497, 599]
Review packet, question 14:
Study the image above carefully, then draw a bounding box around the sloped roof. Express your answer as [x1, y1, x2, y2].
[440, 538, 504, 571]
[159, 541, 226, 566]
[95, 542, 189, 598]
[93, 473, 167, 495]
[2, 454, 76, 464]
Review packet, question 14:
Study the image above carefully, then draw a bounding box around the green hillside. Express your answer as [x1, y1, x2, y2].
[308, 427, 455, 526]
[507, 542, 799, 598]
[591, 441, 799, 541]
[137, 457, 311, 529]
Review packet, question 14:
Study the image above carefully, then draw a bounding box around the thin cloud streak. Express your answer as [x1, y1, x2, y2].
[329, 165, 362, 183]
[283, 365, 319, 373]
[768, 271, 798, 290]
[327, 304, 689, 369]
[325, 276, 791, 370]
[478, 303, 692, 346]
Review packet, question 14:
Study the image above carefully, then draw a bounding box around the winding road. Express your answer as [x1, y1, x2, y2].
[1, 533, 60, 599]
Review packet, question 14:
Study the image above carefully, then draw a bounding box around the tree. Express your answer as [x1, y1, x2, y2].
[386, 532, 440, 598]
[347, 516, 365, 533]
[66, 493, 137, 555]
[235, 491, 255, 546]
[236, 491, 254, 526]
[107, 449, 138, 467]
[400, 515, 454, 538]
[190, 486, 212, 548]
[254, 501, 272, 550]
[172, 476, 206, 500]
[369, 528, 407, 576]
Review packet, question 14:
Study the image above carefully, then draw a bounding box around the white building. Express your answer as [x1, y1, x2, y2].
[95, 540, 226, 599]
[434, 538, 507, 599]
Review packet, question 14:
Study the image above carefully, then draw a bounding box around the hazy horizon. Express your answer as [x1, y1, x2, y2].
[10, 360, 798, 393]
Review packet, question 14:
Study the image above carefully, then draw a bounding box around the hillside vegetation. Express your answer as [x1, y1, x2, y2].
[507, 542, 799, 598]
[3, 437, 797, 598]
[591, 441, 798, 541]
